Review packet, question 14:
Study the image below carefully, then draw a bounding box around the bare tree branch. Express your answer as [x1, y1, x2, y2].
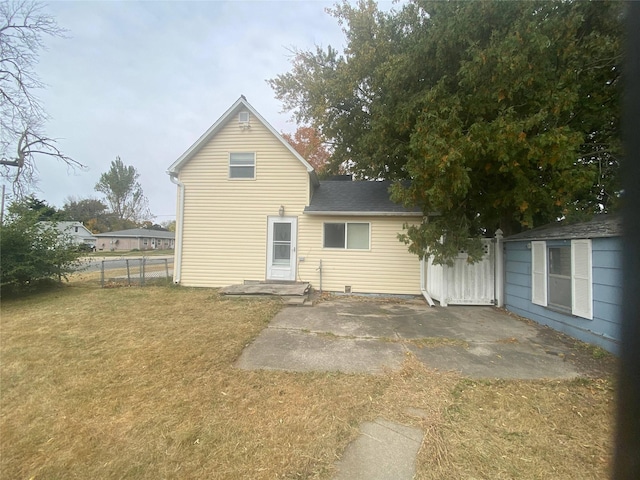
[1, 0, 84, 195]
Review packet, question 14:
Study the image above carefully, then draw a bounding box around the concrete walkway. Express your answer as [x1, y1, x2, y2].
[332, 419, 423, 480]
[236, 297, 596, 479]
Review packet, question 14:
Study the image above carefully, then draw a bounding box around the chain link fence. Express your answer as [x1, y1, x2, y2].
[100, 257, 173, 287]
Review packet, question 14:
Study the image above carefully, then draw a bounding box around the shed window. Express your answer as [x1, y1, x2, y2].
[229, 152, 255, 179]
[531, 240, 592, 319]
[548, 246, 571, 311]
[323, 222, 370, 250]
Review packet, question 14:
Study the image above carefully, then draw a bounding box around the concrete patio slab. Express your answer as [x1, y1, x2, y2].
[235, 328, 405, 374]
[236, 298, 580, 379]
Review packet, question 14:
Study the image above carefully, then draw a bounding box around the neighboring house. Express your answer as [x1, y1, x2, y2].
[40, 221, 97, 249]
[503, 215, 622, 353]
[94, 229, 175, 251]
[167, 96, 424, 295]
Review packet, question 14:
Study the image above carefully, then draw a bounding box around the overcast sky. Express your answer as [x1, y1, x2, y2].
[25, 0, 395, 222]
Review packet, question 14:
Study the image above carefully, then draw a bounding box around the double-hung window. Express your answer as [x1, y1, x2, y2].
[229, 152, 255, 179]
[323, 222, 370, 250]
[531, 239, 592, 319]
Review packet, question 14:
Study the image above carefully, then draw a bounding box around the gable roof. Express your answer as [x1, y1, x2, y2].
[504, 215, 622, 242]
[94, 228, 175, 239]
[167, 96, 318, 185]
[38, 221, 96, 238]
[304, 181, 423, 216]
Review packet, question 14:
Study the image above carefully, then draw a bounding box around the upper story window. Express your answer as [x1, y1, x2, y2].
[229, 152, 255, 179]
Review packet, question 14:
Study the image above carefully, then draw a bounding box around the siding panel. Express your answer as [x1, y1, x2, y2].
[175, 114, 421, 294]
[177, 116, 310, 287]
[504, 239, 622, 354]
[297, 215, 422, 295]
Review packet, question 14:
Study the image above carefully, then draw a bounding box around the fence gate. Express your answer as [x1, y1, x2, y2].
[423, 235, 501, 307]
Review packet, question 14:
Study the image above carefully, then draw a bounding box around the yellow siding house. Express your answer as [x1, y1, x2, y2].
[167, 96, 423, 295]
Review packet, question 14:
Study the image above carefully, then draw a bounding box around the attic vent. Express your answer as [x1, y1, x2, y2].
[239, 111, 250, 128]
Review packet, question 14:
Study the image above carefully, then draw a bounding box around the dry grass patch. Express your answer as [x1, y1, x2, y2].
[404, 337, 469, 349]
[417, 377, 615, 479]
[1, 284, 616, 479]
[1, 285, 386, 479]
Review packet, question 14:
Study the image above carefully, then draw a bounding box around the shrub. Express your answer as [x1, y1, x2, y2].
[1, 206, 81, 294]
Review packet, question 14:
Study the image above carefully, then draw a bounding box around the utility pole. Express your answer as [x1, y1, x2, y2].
[0, 184, 5, 225]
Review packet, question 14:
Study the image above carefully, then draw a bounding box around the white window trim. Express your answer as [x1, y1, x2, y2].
[322, 222, 371, 250]
[530, 239, 593, 319]
[228, 152, 256, 180]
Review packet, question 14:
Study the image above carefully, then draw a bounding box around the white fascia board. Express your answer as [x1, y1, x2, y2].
[303, 211, 422, 217]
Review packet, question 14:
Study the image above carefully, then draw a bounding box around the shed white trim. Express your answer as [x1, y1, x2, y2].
[531, 241, 548, 306]
[571, 239, 593, 319]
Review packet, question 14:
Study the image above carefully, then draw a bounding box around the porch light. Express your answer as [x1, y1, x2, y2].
[279, 205, 285, 217]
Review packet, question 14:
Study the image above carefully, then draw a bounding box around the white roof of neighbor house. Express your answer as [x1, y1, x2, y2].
[167, 96, 317, 185]
[38, 221, 96, 239]
[94, 228, 175, 239]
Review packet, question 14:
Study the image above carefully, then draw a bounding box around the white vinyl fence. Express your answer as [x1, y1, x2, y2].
[423, 230, 504, 307]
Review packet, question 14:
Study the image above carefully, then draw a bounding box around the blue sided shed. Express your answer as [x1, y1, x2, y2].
[503, 215, 622, 354]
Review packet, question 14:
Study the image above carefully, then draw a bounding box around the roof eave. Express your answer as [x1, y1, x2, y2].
[504, 233, 621, 242]
[303, 210, 423, 217]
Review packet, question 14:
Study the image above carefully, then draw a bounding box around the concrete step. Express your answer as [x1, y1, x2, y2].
[282, 294, 313, 307]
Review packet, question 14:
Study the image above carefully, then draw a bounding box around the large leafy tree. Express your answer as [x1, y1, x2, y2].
[270, 0, 623, 264]
[95, 156, 151, 225]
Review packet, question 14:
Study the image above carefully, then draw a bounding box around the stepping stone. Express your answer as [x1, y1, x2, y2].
[333, 419, 424, 480]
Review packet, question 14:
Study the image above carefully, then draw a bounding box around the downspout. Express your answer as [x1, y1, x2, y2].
[169, 173, 184, 284]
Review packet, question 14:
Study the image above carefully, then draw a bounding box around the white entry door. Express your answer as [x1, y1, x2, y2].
[266, 216, 297, 281]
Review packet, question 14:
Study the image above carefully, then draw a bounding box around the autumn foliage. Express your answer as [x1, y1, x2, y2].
[282, 127, 331, 173]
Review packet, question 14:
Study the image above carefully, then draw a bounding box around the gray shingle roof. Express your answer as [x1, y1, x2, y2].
[504, 215, 622, 241]
[304, 181, 422, 216]
[94, 228, 175, 239]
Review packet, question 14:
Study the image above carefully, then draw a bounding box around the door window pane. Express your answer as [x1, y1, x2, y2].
[274, 223, 291, 242]
[273, 244, 290, 264]
[273, 222, 291, 265]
